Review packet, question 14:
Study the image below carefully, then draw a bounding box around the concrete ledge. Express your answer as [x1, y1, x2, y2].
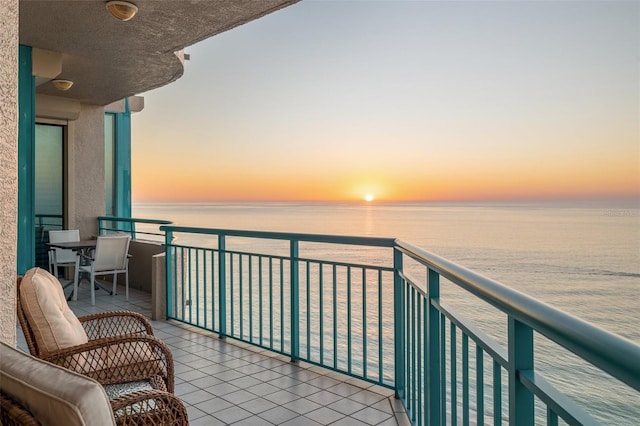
[151, 253, 166, 321]
[128, 240, 164, 293]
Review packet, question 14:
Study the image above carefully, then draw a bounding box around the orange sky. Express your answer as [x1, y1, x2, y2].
[131, 1, 639, 204]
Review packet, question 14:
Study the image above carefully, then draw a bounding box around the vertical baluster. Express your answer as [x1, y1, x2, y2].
[463, 334, 469, 426]
[259, 256, 263, 346]
[451, 323, 457, 424]
[269, 257, 273, 349]
[421, 296, 427, 426]
[393, 248, 405, 399]
[441, 315, 446, 424]
[411, 291, 422, 425]
[230, 252, 234, 336]
[218, 235, 226, 339]
[476, 346, 484, 425]
[409, 285, 415, 418]
[493, 361, 502, 426]
[362, 268, 367, 379]
[378, 269, 383, 384]
[508, 317, 534, 426]
[210, 248, 215, 332]
[131, 221, 137, 240]
[188, 248, 192, 323]
[249, 254, 253, 343]
[427, 268, 441, 425]
[306, 260, 311, 360]
[239, 253, 243, 340]
[347, 266, 352, 374]
[547, 407, 558, 426]
[290, 240, 299, 362]
[319, 263, 324, 365]
[195, 248, 200, 327]
[280, 258, 284, 352]
[203, 249, 207, 330]
[333, 264, 337, 369]
[180, 247, 185, 321]
[164, 230, 173, 318]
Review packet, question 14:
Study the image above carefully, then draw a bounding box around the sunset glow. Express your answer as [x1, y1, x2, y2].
[132, 1, 639, 204]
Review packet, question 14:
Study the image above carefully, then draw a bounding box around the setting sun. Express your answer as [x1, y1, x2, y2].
[364, 194, 374, 202]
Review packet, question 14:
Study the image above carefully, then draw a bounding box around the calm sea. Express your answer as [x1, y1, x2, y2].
[133, 200, 639, 423]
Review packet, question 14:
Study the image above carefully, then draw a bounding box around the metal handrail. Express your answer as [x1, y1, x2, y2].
[394, 239, 640, 391]
[160, 225, 396, 247]
[98, 216, 172, 240]
[159, 223, 639, 424]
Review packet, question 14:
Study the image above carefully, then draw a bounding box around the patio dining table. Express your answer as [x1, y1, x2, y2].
[46, 240, 105, 300]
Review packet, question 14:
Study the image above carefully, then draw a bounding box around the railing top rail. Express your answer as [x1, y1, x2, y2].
[160, 225, 396, 248]
[395, 239, 640, 391]
[98, 216, 173, 225]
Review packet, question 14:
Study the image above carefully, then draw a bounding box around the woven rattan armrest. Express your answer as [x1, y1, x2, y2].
[38, 335, 174, 393]
[78, 310, 154, 339]
[110, 389, 188, 426]
[0, 393, 40, 426]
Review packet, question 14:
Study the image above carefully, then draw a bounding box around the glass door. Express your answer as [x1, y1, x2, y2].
[34, 123, 64, 269]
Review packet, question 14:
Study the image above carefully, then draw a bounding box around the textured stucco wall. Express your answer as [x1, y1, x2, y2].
[0, 0, 19, 346]
[68, 104, 106, 239]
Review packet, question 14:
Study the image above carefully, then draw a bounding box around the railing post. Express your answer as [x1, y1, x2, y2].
[164, 229, 173, 318]
[393, 247, 405, 399]
[218, 235, 227, 339]
[508, 317, 534, 426]
[427, 267, 441, 425]
[290, 240, 300, 362]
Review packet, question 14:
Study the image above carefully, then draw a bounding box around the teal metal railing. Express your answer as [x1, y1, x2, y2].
[160, 224, 640, 425]
[98, 216, 172, 241]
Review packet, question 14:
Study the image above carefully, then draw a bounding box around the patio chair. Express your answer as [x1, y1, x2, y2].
[75, 234, 131, 305]
[17, 268, 175, 395]
[48, 229, 80, 283]
[1, 341, 188, 426]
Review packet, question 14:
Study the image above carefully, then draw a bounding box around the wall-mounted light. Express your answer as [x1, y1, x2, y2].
[52, 79, 74, 91]
[106, 1, 138, 21]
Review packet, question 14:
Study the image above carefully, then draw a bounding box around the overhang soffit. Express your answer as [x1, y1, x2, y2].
[19, 0, 299, 105]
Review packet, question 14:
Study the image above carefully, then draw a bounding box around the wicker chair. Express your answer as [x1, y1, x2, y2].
[0, 392, 39, 426]
[1, 342, 189, 426]
[17, 272, 175, 393]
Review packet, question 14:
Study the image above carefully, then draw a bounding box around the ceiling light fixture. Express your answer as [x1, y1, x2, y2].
[106, 1, 138, 21]
[52, 79, 74, 91]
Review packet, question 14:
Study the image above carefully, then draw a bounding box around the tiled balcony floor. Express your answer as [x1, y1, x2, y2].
[17, 283, 409, 426]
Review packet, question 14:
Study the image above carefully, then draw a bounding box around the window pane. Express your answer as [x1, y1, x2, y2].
[35, 123, 63, 268]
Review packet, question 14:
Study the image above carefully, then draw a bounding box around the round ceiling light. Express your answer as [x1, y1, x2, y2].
[106, 1, 138, 21]
[52, 79, 74, 91]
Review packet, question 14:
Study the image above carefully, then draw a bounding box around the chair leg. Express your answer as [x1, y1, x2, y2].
[112, 273, 117, 296]
[125, 270, 129, 301]
[90, 272, 96, 305]
[73, 257, 80, 301]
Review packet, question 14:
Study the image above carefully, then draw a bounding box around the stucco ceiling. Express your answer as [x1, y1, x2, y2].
[20, 0, 299, 105]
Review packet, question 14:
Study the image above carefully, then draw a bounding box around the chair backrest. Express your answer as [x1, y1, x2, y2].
[16, 276, 40, 356]
[16, 271, 88, 357]
[49, 229, 80, 264]
[92, 235, 131, 272]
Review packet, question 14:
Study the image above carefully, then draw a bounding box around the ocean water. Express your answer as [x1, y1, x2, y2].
[133, 200, 639, 423]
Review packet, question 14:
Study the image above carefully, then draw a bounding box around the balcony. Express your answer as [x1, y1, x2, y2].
[18, 216, 640, 425]
[16, 282, 406, 426]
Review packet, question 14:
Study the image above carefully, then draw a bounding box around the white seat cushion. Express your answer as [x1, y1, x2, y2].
[0, 342, 116, 426]
[20, 267, 88, 353]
